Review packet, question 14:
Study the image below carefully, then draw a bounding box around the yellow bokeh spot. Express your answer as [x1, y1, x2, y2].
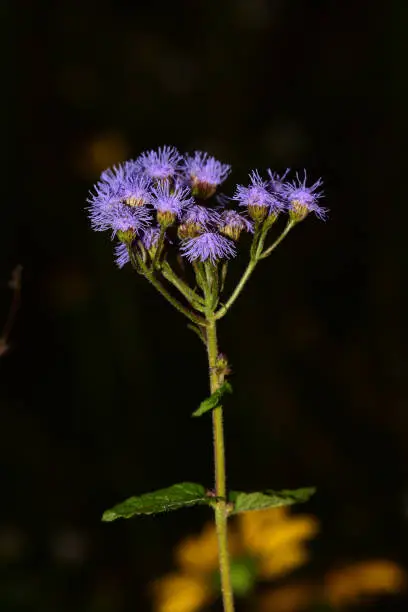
[174, 522, 240, 575]
[258, 544, 310, 580]
[79, 132, 129, 178]
[174, 524, 219, 575]
[239, 508, 319, 557]
[152, 573, 210, 612]
[325, 559, 406, 606]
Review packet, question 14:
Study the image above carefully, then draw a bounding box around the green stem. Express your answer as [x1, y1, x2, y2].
[130, 251, 207, 327]
[152, 227, 166, 268]
[204, 261, 219, 310]
[214, 221, 296, 320]
[259, 219, 295, 259]
[192, 261, 207, 292]
[206, 317, 235, 612]
[214, 260, 257, 320]
[145, 271, 206, 327]
[161, 262, 206, 311]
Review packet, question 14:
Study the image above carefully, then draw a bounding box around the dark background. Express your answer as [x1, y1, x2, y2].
[1, 0, 405, 610]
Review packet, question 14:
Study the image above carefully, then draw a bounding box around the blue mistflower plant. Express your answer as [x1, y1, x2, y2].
[86, 145, 325, 612]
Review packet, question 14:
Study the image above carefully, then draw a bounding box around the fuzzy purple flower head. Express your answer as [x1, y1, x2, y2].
[119, 173, 153, 207]
[110, 203, 152, 242]
[181, 232, 236, 264]
[137, 146, 182, 182]
[87, 161, 152, 232]
[178, 205, 221, 239]
[234, 171, 283, 222]
[151, 182, 193, 228]
[218, 210, 254, 241]
[281, 172, 326, 221]
[183, 151, 231, 199]
[87, 145, 325, 272]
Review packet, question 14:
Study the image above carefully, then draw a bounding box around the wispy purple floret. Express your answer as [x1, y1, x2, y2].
[267, 168, 291, 196]
[183, 151, 231, 198]
[215, 192, 233, 208]
[178, 205, 221, 239]
[119, 173, 153, 207]
[142, 227, 162, 250]
[88, 186, 117, 232]
[180, 232, 236, 264]
[218, 210, 253, 241]
[114, 242, 130, 268]
[88, 161, 152, 232]
[151, 182, 193, 216]
[110, 203, 152, 237]
[234, 171, 283, 221]
[137, 146, 182, 181]
[281, 172, 326, 220]
[99, 159, 139, 186]
[182, 205, 221, 229]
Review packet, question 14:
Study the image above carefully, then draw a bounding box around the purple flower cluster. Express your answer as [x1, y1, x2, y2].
[87, 146, 324, 267]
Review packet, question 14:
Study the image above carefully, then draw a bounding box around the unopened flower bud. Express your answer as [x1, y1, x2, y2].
[116, 228, 137, 243]
[157, 209, 176, 228]
[216, 353, 231, 376]
[178, 222, 202, 240]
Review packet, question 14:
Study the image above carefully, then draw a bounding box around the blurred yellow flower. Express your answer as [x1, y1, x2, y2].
[174, 523, 219, 575]
[152, 573, 211, 612]
[153, 506, 318, 612]
[258, 544, 310, 579]
[325, 559, 406, 606]
[174, 523, 240, 575]
[240, 508, 319, 558]
[152, 506, 406, 612]
[259, 560, 407, 612]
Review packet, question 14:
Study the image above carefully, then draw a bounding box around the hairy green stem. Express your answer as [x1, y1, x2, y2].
[215, 221, 296, 319]
[206, 317, 235, 612]
[259, 219, 295, 259]
[129, 250, 207, 327]
[214, 260, 257, 320]
[145, 271, 206, 326]
[152, 227, 166, 267]
[161, 262, 206, 311]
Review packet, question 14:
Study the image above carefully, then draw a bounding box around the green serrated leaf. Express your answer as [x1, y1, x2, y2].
[229, 487, 316, 514]
[192, 381, 233, 417]
[102, 482, 210, 522]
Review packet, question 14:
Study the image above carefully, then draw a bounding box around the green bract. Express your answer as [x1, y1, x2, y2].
[192, 381, 233, 417]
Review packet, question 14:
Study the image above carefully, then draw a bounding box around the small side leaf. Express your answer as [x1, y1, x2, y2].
[192, 381, 233, 417]
[229, 487, 316, 514]
[102, 482, 210, 522]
